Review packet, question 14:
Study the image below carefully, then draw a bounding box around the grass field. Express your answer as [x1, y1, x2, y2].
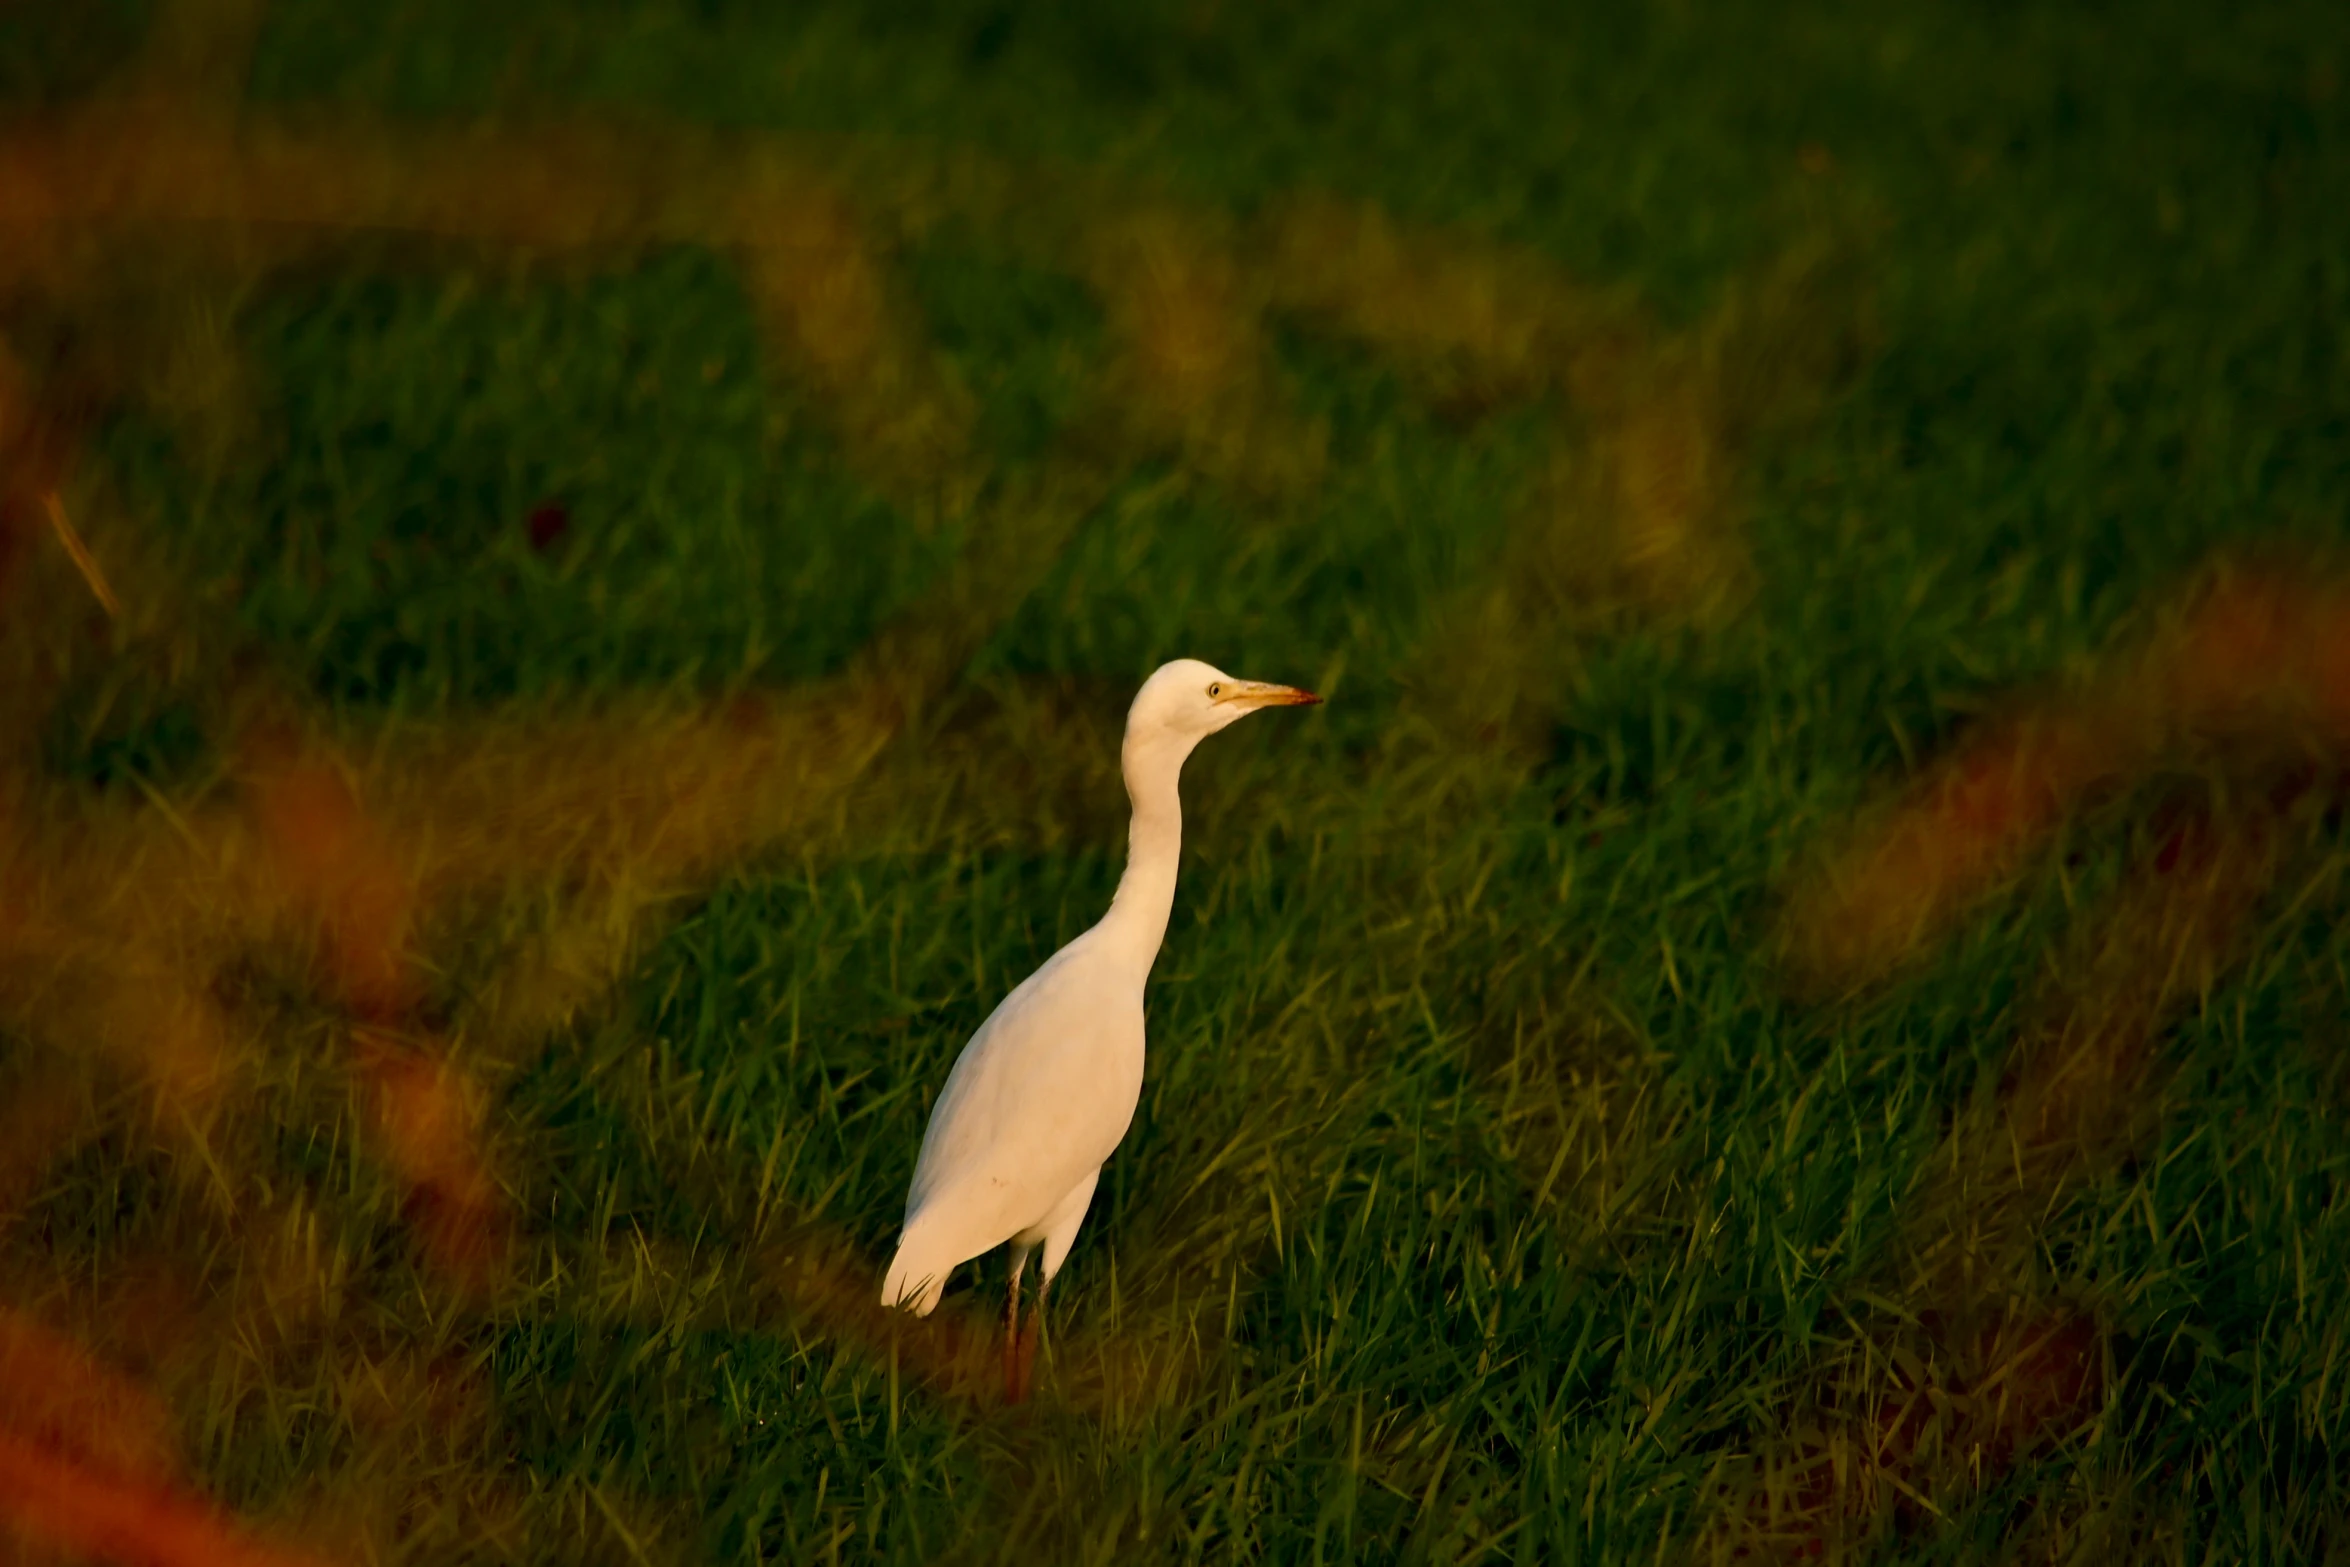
[2, 0, 2347, 1561]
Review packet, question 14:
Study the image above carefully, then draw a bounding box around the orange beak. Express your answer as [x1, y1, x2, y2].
[1231, 681, 1322, 709]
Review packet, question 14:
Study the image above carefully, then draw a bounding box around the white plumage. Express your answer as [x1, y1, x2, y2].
[880, 659, 1319, 1393]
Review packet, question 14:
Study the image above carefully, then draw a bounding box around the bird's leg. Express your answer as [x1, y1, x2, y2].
[1003, 1243, 1033, 1405]
[1014, 1273, 1047, 1403]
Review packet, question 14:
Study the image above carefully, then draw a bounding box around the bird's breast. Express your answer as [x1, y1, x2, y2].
[901, 963, 1147, 1223]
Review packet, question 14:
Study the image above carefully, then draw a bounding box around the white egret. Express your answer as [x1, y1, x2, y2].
[880, 658, 1320, 1397]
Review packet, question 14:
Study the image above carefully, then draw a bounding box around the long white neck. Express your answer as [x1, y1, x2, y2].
[1092, 731, 1194, 978]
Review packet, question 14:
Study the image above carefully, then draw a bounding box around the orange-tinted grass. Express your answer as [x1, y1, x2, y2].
[1731, 797, 2291, 1552]
[0, 1309, 180, 1486]
[242, 741, 419, 1024]
[354, 1034, 509, 1295]
[1259, 192, 1607, 407]
[0, 1429, 341, 1567]
[1083, 207, 1326, 496]
[1781, 559, 2350, 993]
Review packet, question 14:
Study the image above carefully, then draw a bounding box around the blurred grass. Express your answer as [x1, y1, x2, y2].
[1, 0, 2347, 1562]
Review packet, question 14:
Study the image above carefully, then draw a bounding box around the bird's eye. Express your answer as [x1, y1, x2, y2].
[1207, 682, 1222, 698]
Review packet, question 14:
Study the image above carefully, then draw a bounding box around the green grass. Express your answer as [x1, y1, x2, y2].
[6, 0, 2350, 1561]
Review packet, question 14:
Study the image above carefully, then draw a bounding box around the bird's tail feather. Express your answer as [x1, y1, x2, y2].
[880, 1233, 951, 1316]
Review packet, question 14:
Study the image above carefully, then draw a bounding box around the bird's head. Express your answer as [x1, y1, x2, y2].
[1126, 658, 1321, 747]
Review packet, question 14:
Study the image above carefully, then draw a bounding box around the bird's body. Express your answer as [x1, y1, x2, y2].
[882, 936, 1144, 1316]
[881, 660, 1319, 1388]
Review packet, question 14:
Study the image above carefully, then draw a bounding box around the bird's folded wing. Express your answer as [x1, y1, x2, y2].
[901, 951, 1144, 1242]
